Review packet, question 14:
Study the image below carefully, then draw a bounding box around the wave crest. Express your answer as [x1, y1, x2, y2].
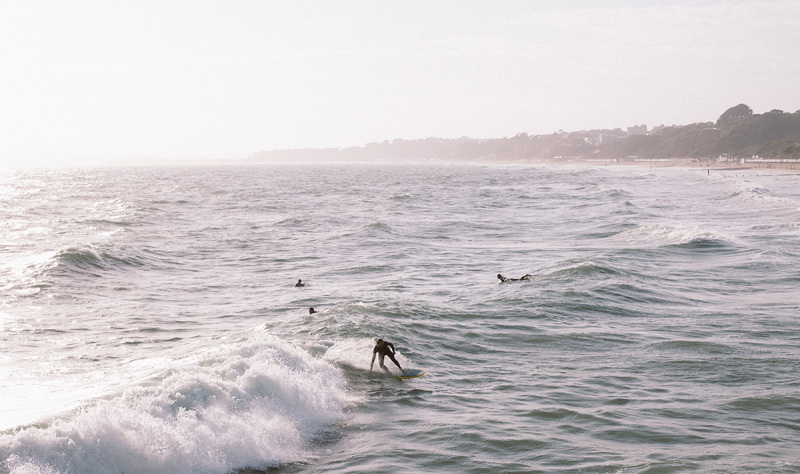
[0, 330, 351, 474]
[549, 261, 622, 279]
[385, 192, 414, 201]
[53, 245, 146, 275]
[608, 224, 741, 249]
[589, 184, 632, 197]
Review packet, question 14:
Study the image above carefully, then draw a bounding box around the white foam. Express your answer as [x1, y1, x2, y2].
[609, 223, 741, 248]
[716, 175, 800, 209]
[0, 330, 352, 474]
[590, 184, 631, 196]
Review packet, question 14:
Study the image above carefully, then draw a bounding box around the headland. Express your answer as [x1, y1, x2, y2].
[247, 104, 800, 172]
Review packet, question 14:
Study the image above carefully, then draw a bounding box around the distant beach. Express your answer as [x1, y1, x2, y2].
[573, 158, 800, 174]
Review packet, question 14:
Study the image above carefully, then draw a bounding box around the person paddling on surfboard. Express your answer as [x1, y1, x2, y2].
[497, 273, 531, 282]
[370, 338, 403, 374]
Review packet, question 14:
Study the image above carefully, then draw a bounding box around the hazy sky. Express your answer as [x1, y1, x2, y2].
[1, 0, 799, 165]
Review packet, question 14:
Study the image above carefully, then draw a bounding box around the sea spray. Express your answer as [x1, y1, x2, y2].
[607, 223, 743, 248]
[0, 329, 352, 474]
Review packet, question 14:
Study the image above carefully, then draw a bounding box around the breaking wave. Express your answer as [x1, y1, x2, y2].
[0, 330, 352, 474]
[607, 224, 742, 249]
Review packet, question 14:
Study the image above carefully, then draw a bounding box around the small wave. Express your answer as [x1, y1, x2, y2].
[566, 167, 598, 177]
[608, 224, 741, 249]
[650, 340, 737, 355]
[362, 221, 390, 230]
[385, 192, 414, 201]
[86, 219, 134, 227]
[549, 261, 622, 279]
[272, 216, 306, 226]
[726, 185, 772, 201]
[351, 222, 391, 235]
[53, 245, 147, 274]
[0, 330, 353, 474]
[335, 221, 393, 239]
[55, 246, 105, 271]
[522, 407, 614, 429]
[668, 236, 738, 250]
[590, 184, 632, 197]
[1, 245, 151, 297]
[724, 182, 800, 208]
[729, 394, 800, 412]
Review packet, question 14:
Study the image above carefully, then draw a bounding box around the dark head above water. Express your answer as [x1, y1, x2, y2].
[295, 279, 304, 287]
[309, 307, 316, 314]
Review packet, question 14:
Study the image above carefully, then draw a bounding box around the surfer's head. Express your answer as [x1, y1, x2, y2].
[497, 274, 503, 279]
[376, 338, 384, 346]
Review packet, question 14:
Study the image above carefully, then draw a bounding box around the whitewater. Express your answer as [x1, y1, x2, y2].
[1, 163, 798, 473]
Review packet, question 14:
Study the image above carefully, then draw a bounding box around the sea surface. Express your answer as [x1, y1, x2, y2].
[1, 163, 799, 473]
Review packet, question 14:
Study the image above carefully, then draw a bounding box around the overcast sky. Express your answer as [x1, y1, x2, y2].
[1, 0, 798, 165]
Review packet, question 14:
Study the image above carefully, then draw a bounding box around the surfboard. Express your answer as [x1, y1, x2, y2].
[397, 368, 425, 379]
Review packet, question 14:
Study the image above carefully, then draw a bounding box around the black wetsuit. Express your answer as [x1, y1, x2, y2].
[371, 341, 403, 372]
[498, 274, 531, 282]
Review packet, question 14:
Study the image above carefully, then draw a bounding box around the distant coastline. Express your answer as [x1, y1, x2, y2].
[248, 104, 800, 169]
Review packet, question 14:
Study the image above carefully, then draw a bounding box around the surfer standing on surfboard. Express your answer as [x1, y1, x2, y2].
[370, 338, 403, 373]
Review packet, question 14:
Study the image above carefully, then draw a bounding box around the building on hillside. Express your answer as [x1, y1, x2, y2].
[627, 124, 647, 135]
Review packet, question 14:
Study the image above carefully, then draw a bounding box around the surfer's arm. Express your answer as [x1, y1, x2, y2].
[387, 342, 396, 355]
[370, 349, 376, 370]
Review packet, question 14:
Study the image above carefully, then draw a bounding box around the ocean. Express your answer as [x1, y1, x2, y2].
[1, 163, 798, 473]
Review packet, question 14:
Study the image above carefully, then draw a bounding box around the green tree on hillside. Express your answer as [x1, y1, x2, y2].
[716, 104, 753, 128]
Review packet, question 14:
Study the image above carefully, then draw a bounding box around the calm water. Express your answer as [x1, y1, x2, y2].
[1, 163, 799, 473]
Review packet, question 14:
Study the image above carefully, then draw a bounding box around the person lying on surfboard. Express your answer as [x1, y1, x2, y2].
[497, 273, 531, 282]
[370, 338, 403, 373]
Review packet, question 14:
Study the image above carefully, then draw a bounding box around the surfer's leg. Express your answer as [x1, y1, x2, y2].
[388, 354, 403, 371]
[378, 354, 390, 373]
